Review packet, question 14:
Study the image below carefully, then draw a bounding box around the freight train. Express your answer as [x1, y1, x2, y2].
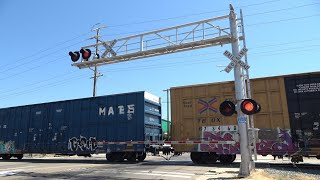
[171, 71, 320, 163]
[0, 92, 163, 162]
[0, 72, 320, 163]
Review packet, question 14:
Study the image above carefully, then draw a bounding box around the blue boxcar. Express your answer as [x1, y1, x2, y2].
[0, 91, 162, 161]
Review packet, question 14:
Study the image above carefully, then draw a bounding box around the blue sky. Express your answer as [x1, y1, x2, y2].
[1, 0, 320, 119]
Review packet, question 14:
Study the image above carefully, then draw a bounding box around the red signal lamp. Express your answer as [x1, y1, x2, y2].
[219, 100, 236, 116]
[80, 49, 92, 61]
[69, 51, 80, 62]
[240, 99, 261, 115]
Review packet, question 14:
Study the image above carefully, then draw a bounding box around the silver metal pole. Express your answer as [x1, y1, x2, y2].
[91, 25, 105, 97]
[163, 89, 170, 140]
[93, 29, 99, 97]
[240, 9, 258, 162]
[229, 5, 251, 177]
[167, 89, 170, 139]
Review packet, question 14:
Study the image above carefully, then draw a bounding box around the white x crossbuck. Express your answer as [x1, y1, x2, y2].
[101, 39, 117, 58]
[224, 47, 250, 73]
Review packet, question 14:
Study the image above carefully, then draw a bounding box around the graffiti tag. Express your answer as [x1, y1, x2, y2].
[0, 141, 16, 154]
[68, 136, 97, 151]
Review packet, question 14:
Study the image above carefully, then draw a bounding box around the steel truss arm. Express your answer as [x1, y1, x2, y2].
[72, 14, 240, 69]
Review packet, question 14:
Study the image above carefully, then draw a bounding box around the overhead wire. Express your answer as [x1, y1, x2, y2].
[1, 0, 316, 74]
[0, 74, 90, 101]
[99, 2, 319, 38]
[0, 0, 281, 72]
[1, 43, 319, 100]
[0, 39, 87, 74]
[1, 0, 319, 99]
[245, 2, 320, 17]
[246, 14, 320, 27]
[0, 31, 92, 69]
[1, 37, 320, 95]
[0, 55, 67, 81]
[104, 0, 281, 28]
[98, 45, 320, 73]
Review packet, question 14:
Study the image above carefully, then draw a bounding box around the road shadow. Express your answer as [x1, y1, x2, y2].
[11, 171, 143, 180]
[0, 158, 139, 165]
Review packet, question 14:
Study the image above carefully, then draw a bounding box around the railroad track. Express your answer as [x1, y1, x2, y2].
[256, 163, 320, 169]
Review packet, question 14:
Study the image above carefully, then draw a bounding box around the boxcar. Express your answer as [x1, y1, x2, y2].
[170, 72, 320, 163]
[0, 91, 162, 162]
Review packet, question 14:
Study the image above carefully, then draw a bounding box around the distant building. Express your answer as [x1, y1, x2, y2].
[161, 119, 171, 140]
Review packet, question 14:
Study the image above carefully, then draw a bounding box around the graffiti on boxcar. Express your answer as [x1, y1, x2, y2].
[257, 128, 296, 156]
[0, 141, 16, 154]
[200, 126, 299, 155]
[68, 136, 97, 151]
[200, 126, 240, 154]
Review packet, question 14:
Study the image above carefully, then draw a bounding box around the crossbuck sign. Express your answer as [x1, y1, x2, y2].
[224, 47, 250, 73]
[101, 40, 117, 58]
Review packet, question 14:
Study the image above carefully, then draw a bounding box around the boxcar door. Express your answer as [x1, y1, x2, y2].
[285, 74, 320, 151]
[27, 104, 46, 153]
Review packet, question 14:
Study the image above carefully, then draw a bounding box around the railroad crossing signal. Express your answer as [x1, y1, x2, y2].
[219, 100, 236, 116]
[69, 49, 92, 62]
[69, 51, 80, 62]
[240, 99, 261, 115]
[224, 47, 250, 73]
[219, 99, 261, 116]
[80, 49, 92, 61]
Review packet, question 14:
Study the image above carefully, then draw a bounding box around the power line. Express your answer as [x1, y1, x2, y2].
[0, 1, 279, 74]
[1, 31, 91, 69]
[245, 2, 320, 17]
[0, 73, 90, 100]
[0, 69, 80, 94]
[1, 32, 319, 84]
[247, 14, 320, 26]
[0, 40, 86, 74]
[104, 0, 281, 28]
[1, 1, 319, 93]
[251, 38, 320, 49]
[1, 1, 314, 74]
[0, 46, 319, 100]
[0, 55, 67, 81]
[98, 46, 320, 73]
[100, 2, 317, 38]
[1, 37, 319, 85]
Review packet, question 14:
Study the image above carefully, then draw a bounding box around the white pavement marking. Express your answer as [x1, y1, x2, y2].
[140, 170, 195, 176]
[133, 172, 191, 179]
[124, 170, 195, 179]
[0, 170, 20, 177]
[0, 166, 36, 171]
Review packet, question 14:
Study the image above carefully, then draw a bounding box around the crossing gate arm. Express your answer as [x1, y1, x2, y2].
[96, 140, 236, 146]
[72, 15, 240, 69]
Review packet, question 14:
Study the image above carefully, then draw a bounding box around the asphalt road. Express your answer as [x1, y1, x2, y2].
[1, 154, 319, 179]
[0, 153, 224, 180]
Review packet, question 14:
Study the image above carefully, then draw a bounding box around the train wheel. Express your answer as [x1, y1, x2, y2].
[190, 152, 204, 164]
[127, 153, 137, 162]
[113, 152, 125, 162]
[291, 155, 303, 163]
[219, 154, 235, 164]
[316, 155, 320, 160]
[2, 154, 12, 160]
[106, 153, 115, 162]
[207, 153, 219, 164]
[231, 154, 236, 162]
[16, 154, 23, 160]
[137, 152, 146, 162]
[200, 152, 209, 164]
